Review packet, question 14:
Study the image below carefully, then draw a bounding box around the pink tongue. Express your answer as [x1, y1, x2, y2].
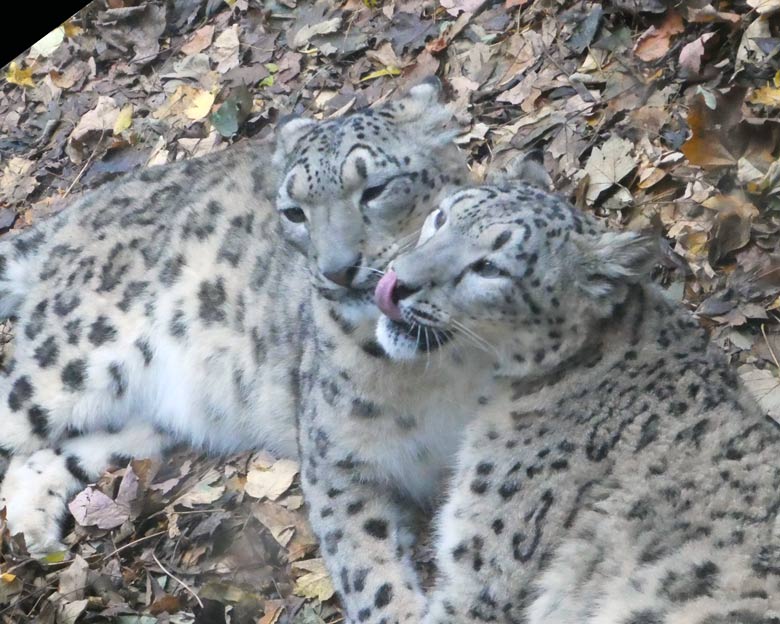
[374, 270, 403, 321]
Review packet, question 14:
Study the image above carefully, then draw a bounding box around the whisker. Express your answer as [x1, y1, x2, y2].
[449, 319, 498, 356]
[353, 266, 386, 276]
[424, 326, 431, 372]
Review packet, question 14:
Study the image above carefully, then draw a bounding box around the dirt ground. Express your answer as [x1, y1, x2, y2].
[0, 0, 779, 622]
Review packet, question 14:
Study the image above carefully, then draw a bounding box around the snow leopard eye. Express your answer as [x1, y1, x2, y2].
[282, 207, 306, 224]
[433, 209, 446, 229]
[360, 181, 390, 205]
[470, 259, 505, 278]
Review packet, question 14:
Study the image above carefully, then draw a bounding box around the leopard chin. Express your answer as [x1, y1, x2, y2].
[375, 315, 453, 361]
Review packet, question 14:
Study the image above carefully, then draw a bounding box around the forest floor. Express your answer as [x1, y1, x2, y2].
[0, 0, 779, 622]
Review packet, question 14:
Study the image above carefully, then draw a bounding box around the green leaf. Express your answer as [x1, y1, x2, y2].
[210, 86, 253, 138]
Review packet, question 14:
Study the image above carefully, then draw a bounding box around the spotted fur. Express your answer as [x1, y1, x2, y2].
[0, 77, 468, 603]
[378, 182, 780, 623]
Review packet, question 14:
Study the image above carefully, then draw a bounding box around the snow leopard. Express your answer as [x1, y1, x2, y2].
[292, 154, 553, 624]
[374, 179, 780, 623]
[0, 79, 467, 568]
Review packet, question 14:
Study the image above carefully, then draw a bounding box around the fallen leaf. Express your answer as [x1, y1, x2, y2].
[703, 195, 759, 264]
[58, 555, 89, 600]
[71, 96, 121, 142]
[258, 600, 285, 624]
[30, 26, 65, 58]
[680, 95, 739, 169]
[57, 599, 88, 624]
[212, 25, 240, 73]
[584, 136, 636, 204]
[747, 0, 780, 15]
[360, 66, 401, 82]
[181, 24, 214, 55]
[185, 88, 217, 120]
[739, 365, 780, 424]
[633, 11, 684, 62]
[679, 33, 716, 78]
[5, 61, 35, 87]
[245, 457, 299, 501]
[62, 20, 83, 38]
[210, 86, 252, 137]
[440, 0, 486, 16]
[749, 85, 780, 107]
[292, 15, 341, 49]
[0, 573, 22, 604]
[174, 469, 225, 507]
[292, 559, 335, 601]
[567, 5, 603, 54]
[68, 487, 129, 530]
[113, 104, 133, 134]
[0, 157, 39, 205]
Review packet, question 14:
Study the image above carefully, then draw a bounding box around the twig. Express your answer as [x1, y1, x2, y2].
[151, 552, 203, 609]
[100, 529, 167, 562]
[761, 323, 780, 372]
[63, 129, 105, 199]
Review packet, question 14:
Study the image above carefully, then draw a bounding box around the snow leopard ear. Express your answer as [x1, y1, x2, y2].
[488, 150, 553, 190]
[274, 115, 318, 159]
[386, 76, 459, 146]
[576, 231, 657, 299]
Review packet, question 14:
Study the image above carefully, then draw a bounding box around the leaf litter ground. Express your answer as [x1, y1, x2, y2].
[0, 0, 779, 621]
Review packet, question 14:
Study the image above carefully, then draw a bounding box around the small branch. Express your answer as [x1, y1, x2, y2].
[151, 552, 204, 609]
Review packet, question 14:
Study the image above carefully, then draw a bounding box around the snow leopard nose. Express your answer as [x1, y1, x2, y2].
[322, 255, 361, 288]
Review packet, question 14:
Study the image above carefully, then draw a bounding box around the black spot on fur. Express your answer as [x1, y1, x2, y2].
[622, 610, 665, 624]
[27, 405, 49, 437]
[353, 568, 369, 592]
[350, 398, 379, 419]
[374, 583, 392, 608]
[363, 518, 388, 539]
[198, 278, 227, 324]
[108, 362, 127, 398]
[65, 319, 82, 345]
[34, 336, 60, 368]
[88, 316, 118, 346]
[65, 456, 91, 484]
[25, 299, 48, 340]
[160, 255, 185, 286]
[62, 359, 87, 392]
[170, 310, 187, 338]
[135, 338, 153, 365]
[8, 376, 33, 411]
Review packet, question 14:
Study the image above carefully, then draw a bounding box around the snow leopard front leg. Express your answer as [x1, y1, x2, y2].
[1, 422, 171, 553]
[298, 408, 426, 624]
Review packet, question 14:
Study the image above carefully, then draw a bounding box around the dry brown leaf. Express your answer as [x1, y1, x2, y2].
[633, 11, 684, 62]
[58, 555, 89, 601]
[68, 487, 129, 530]
[679, 33, 715, 78]
[680, 101, 738, 169]
[212, 25, 240, 73]
[584, 136, 636, 204]
[0, 157, 38, 204]
[71, 96, 121, 142]
[181, 24, 214, 56]
[258, 600, 285, 624]
[739, 365, 780, 424]
[174, 469, 225, 507]
[245, 457, 299, 501]
[703, 195, 759, 263]
[57, 599, 89, 624]
[292, 16, 341, 49]
[292, 559, 336, 601]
